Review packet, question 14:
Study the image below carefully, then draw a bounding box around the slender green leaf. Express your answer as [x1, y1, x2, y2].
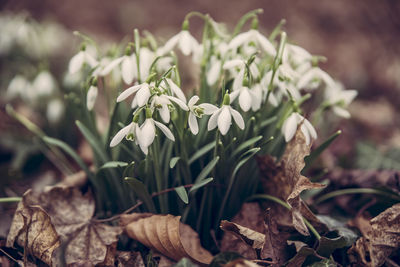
[304, 130, 341, 172]
[174, 186, 189, 204]
[76, 120, 109, 163]
[0, 197, 21, 203]
[189, 177, 214, 193]
[43, 136, 92, 177]
[232, 148, 260, 178]
[170, 157, 180, 169]
[99, 161, 129, 170]
[232, 136, 262, 157]
[188, 141, 216, 165]
[125, 177, 156, 213]
[195, 157, 219, 183]
[232, 9, 263, 36]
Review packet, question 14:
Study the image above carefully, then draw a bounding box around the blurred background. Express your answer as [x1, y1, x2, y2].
[1, 0, 400, 234]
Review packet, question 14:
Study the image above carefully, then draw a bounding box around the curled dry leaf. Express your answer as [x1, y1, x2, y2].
[116, 251, 145, 267]
[220, 220, 265, 258]
[220, 203, 265, 259]
[257, 129, 326, 235]
[7, 186, 122, 266]
[121, 213, 213, 265]
[348, 203, 400, 267]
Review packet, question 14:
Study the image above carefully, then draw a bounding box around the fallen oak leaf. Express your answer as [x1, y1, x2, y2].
[7, 186, 122, 266]
[122, 213, 213, 265]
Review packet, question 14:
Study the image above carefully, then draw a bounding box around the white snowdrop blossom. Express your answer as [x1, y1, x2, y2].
[159, 78, 187, 103]
[46, 98, 64, 123]
[69, 50, 98, 74]
[325, 82, 357, 118]
[282, 112, 317, 145]
[150, 94, 188, 123]
[32, 71, 57, 97]
[100, 54, 136, 84]
[187, 96, 218, 135]
[208, 94, 245, 135]
[297, 67, 335, 90]
[138, 109, 175, 154]
[110, 121, 141, 148]
[228, 29, 276, 57]
[117, 82, 151, 108]
[6, 75, 31, 100]
[159, 30, 200, 56]
[86, 85, 98, 111]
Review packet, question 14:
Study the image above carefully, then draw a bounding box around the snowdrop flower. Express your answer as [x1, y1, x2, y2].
[228, 29, 276, 57]
[69, 48, 98, 74]
[6, 75, 30, 100]
[187, 96, 218, 135]
[110, 120, 141, 148]
[297, 67, 335, 90]
[159, 21, 199, 56]
[117, 82, 151, 108]
[150, 94, 188, 123]
[46, 98, 64, 124]
[32, 71, 57, 97]
[208, 93, 245, 135]
[100, 52, 136, 84]
[86, 84, 98, 111]
[207, 55, 222, 86]
[282, 44, 312, 72]
[282, 112, 317, 145]
[325, 82, 357, 118]
[138, 108, 175, 154]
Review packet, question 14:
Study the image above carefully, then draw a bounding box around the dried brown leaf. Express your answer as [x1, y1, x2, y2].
[348, 203, 400, 267]
[257, 129, 326, 236]
[220, 203, 265, 259]
[7, 186, 122, 266]
[261, 209, 291, 265]
[220, 220, 265, 257]
[123, 213, 212, 265]
[116, 251, 145, 267]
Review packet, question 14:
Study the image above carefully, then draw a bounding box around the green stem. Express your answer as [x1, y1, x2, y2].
[315, 188, 400, 205]
[249, 194, 321, 240]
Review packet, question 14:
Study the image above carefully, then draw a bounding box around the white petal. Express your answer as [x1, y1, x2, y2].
[188, 95, 199, 108]
[154, 121, 175, 141]
[229, 90, 241, 102]
[166, 78, 187, 102]
[121, 56, 135, 84]
[223, 59, 244, 70]
[207, 109, 221, 131]
[159, 33, 180, 55]
[100, 57, 124, 76]
[110, 123, 132, 147]
[179, 31, 193, 56]
[84, 52, 98, 68]
[303, 118, 317, 139]
[165, 95, 188, 111]
[188, 113, 199, 135]
[239, 88, 252, 112]
[86, 86, 98, 110]
[232, 68, 245, 91]
[199, 103, 218, 115]
[159, 104, 170, 123]
[69, 51, 84, 74]
[341, 90, 357, 105]
[136, 83, 151, 107]
[268, 91, 279, 107]
[217, 106, 232, 135]
[253, 30, 276, 56]
[229, 107, 245, 130]
[228, 31, 251, 51]
[117, 84, 141, 102]
[282, 113, 298, 142]
[140, 119, 156, 147]
[207, 60, 221, 85]
[333, 106, 351, 118]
